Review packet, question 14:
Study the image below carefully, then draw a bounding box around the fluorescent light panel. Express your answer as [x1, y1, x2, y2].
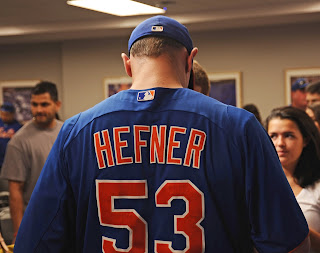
[67, 0, 166, 16]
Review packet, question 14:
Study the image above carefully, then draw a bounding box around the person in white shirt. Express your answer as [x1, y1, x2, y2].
[266, 106, 320, 251]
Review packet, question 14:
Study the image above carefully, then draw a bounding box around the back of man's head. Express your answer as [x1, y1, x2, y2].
[130, 36, 185, 58]
[306, 81, 320, 95]
[127, 15, 196, 89]
[32, 81, 58, 101]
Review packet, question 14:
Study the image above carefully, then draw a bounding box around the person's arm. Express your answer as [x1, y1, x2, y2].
[297, 187, 320, 251]
[308, 228, 320, 251]
[290, 235, 310, 252]
[9, 180, 24, 244]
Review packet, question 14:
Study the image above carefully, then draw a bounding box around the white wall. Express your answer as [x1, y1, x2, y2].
[0, 43, 63, 115]
[61, 36, 128, 119]
[1, 21, 320, 121]
[192, 22, 320, 120]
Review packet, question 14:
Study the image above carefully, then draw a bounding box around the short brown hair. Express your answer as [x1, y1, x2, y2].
[306, 81, 320, 95]
[32, 81, 58, 102]
[130, 36, 185, 57]
[308, 102, 320, 126]
[193, 60, 210, 95]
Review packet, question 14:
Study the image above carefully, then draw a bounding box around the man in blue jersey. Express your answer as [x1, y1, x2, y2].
[0, 102, 22, 171]
[14, 16, 309, 252]
[0, 102, 21, 194]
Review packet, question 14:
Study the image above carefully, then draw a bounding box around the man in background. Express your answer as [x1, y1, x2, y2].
[0, 102, 22, 245]
[291, 77, 309, 110]
[193, 60, 210, 96]
[306, 81, 320, 106]
[0, 102, 21, 173]
[0, 81, 63, 243]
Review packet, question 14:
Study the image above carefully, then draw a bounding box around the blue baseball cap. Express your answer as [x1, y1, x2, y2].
[128, 15, 193, 55]
[292, 78, 309, 91]
[1, 102, 15, 113]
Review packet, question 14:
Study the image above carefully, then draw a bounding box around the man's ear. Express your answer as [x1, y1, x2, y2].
[187, 47, 198, 73]
[54, 101, 62, 112]
[121, 53, 132, 77]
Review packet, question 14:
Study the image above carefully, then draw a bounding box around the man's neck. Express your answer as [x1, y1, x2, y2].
[33, 119, 57, 130]
[130, 55, 189, 90]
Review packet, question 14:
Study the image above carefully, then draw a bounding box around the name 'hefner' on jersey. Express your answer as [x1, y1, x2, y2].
[94, 125, 206, 169]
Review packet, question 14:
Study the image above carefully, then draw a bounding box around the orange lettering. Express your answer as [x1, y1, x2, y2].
[134, 125, 150, 163]
[167, 127, 186, 165]
[114, 127, 133, 165]
[150, 126, 167, 164]
[184, 129, 206, 168]
[94, 130, 115, 169]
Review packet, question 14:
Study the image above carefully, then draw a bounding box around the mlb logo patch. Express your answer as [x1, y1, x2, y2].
[137, 90, 155, 101]
[151, 26, 163, 32]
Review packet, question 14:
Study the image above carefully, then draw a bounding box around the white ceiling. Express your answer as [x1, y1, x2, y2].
[1, 0, 320, 44]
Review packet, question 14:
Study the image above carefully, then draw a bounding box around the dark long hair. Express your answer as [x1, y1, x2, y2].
[243, 104, 262, 124]
[266, 106, 320, 188]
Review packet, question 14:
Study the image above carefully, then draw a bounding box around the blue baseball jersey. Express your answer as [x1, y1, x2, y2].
[15, 88, 308, 252]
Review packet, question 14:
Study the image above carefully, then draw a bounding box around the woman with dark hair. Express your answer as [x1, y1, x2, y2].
[266, 106, 320, 251]
[243, 103, 262, 124]
[306, 102, 320, 133]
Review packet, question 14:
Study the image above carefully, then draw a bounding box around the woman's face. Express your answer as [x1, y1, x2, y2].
[268, 118, 306, 171]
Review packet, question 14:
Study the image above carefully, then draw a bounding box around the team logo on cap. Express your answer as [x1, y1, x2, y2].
[137, 90, 155, 101]
[151, 26, 163, 32]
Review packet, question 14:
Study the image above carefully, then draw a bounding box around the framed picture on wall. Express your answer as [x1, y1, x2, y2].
[103, 77, 132, 98]
[285, 67, 320, 105]
[0, 80, 39, 124]
[208, 72, 242, 107]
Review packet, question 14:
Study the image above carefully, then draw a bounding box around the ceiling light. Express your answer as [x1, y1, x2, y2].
[67, 0, 166, 16]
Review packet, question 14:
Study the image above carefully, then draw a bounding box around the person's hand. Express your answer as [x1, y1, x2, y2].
[0, 231, 10, 252]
